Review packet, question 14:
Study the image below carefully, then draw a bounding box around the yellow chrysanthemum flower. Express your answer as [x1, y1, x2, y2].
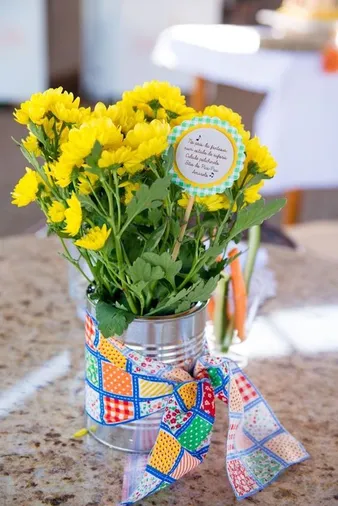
[65, 126, 97, 163]
[117, 104, 145, 134]
[75, 224, 111, 251]
[231, 136, 277, 205]
[89, 117, 123, 149]
[170, 111, 202, 128]
[243, 182, 264, 205]
[119, 120, 170, 174]
[11, 168, 40, 207]
[160, 99, 196, 118]
[14, 87, 82, 126]
[22, 133, 41, 157]
[14, 94, 47, 125]
[123, 81, 185, 110]
[178, 193, 229, 212]
[51, 103, 91, 124]
[52, 159, 74, 188]
[47, 201, 66, 223]
[203, 105, 248, 139]
[244, 136, 277, 178]
[92, 101, 145, 134]
[126, 137, 168, 168]
[64, 193, 82, 236]
[119, 181, 141, 204]
[42, 117, 56, 139]
[78, 172, 99, 195]
[124, 120, 170, 149]
[98, 146, 132, 168]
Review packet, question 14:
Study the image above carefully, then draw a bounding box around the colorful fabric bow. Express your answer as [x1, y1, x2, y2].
[85, 313, 309, 505]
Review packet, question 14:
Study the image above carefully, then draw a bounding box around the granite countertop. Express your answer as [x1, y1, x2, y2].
[1, 221, 338, 506]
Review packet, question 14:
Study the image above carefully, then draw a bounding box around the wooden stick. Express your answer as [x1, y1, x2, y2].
[172, 195, 195, 261]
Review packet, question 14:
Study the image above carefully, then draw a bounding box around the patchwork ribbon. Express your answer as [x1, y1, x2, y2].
[85, 312, 309, 504]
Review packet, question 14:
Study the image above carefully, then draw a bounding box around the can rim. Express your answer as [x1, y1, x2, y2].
[87, 296, 207, 323]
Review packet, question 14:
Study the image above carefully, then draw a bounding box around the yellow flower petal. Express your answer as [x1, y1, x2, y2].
[64, 193, 82, 236]
[47, 201, 66, 223]
[77, 172, 99, 195]
[98, 146, 132, 168]
[122, 81, 186, 109]
[124, 120, 170, 149]
[75, 224, 111, 251]
[22, 133, 41, 157]
[178, 193, 229, 212]
[119, 181, 141, 204]
[11, 168, 40, 207]
[244, 136, 277, 178]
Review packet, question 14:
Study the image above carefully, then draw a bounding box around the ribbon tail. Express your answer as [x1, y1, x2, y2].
[223, 360, 309, 499]
[120, 380, 215, 505]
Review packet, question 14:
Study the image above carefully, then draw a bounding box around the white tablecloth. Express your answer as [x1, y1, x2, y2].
[153, 24, 338, 194]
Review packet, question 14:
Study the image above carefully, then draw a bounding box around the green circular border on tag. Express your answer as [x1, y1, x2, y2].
[167, 116, 246, 197]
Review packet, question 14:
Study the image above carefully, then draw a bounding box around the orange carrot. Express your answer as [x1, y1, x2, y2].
[207, 296, 216, 321]
[228, 248, 247, 341]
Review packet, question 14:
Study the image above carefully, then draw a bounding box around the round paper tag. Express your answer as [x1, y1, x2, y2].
[167, 116, 245, 197]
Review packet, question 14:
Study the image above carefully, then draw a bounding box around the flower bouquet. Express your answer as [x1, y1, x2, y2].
[12, 82, 307, 504]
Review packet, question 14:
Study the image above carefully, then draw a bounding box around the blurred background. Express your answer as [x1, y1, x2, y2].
[2, 0, 338, 238]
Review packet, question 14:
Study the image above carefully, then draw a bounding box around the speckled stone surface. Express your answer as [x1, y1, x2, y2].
[1, 223, 338, 506]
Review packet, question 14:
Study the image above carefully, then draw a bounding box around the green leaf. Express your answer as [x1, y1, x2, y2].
[142, 252, 182, 288]
[223, 188, 233, 202]
[170, 219, 181, 238]
[127, 257, 165, 284]
[84, 165, 102, 177]
[162, 145, 174, 173]
[144, 222, 166, 252]
[175, 300, 192, 314]
[229, 198, 286, 240]
[201, 244, 224, 262]
[132, 281, 149, 296]
[86, 140, 102, 166]
[122, 233, 144, 263]
[127, 258, 152, 283]
[96, 301, 135, 337]
[28, 121, 45, 144]
[115, 301, 128, 311]
[19, 145, 40, 171]
[78, 194, 97, 212]
[126, 175, 172, 223]
[243, 173, 265, 189]
[148, 208, 162, 226]
[201, 258, 227, 279]
[186, 277, 219, 303]
[147, 288, 189, 315]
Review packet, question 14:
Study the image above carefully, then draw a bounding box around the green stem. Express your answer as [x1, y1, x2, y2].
[101, 179, 138, 314]
[222, 318, 234, 353]
[113, 171, 121, 231]
[60, 237, 91, 284]
[244, 225, 261, 291]
[214, 275, 229, 348]
[85, 177, 107, 216]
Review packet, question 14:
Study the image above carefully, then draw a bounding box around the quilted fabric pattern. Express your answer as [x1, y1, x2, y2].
[84, 312, 309, 505]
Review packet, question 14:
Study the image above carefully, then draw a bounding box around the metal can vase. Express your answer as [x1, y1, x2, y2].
[85, 299, 206, 453]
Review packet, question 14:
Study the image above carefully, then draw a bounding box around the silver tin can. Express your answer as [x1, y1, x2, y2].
[85, 300, 206, 453]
